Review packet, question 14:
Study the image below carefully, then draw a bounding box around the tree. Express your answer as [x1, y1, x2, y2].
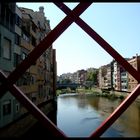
[61, 78, 72, 84]
[86, 70, 98, 85]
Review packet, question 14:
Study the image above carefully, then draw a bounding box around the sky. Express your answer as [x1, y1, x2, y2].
[16, 2, 140, 76]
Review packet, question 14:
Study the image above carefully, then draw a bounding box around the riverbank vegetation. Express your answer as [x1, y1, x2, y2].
[77, 87, 125, 100]
[56, 87, 126, 100]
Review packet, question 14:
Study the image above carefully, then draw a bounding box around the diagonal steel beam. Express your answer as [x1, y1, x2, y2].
[90, 84, 140, 137]
[54, 2, 140, 83]
[0, 70, 67, 137]
[0, 3, 92, 137]
[54, 3, 140, 137]
[0, 3, 92, 97]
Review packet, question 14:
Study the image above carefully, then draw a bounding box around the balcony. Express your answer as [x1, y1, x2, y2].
[29, 44, 35, 51]
[19, 84, 38, 94]
[37, 75, 44, 81]
[30, 29, 36, 39]
[21, 38, 31, 51]
[30, 65, 37, 75]
[15, 24, 21, 36]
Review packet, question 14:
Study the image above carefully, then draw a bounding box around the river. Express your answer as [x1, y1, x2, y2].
[57, 93, 140, 137]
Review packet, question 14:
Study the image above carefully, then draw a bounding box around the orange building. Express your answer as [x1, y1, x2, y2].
[128, 54, 140, 92]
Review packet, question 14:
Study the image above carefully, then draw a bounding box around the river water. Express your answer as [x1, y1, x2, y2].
[57, 93, 140, 138]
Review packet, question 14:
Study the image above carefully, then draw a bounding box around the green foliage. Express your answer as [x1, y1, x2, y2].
[119, 95, 124, 100]
[61, 78, 72, 84]
[86, 70, 98, 85]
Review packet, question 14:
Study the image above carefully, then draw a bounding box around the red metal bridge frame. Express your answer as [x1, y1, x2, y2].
[0, 2, 140, 137]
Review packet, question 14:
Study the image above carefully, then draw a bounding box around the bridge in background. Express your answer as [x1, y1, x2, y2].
[56, 83, 80, 90]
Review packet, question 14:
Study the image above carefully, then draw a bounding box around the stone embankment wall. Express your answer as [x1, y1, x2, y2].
[0, 101, 55, 137]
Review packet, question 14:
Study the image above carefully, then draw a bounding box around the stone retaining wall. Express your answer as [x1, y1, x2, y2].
[0, 101, 55, 137]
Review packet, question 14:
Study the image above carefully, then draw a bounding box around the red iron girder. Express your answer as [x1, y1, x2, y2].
[0, 3, 92, 97]
[54, 2, 140, 83]
[0, 3, 92, 137]
[90, 84, 140, 137]
[0, 2, 139, 138]
[0, 70, 67, 137]
[54, 2, 140, 137]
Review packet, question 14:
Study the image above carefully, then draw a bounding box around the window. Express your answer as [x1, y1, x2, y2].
[1, 5, 5, 25]
[16, 78, 22, 86]
[37, 21, 40, 27]
[132, 79, 134, 82]
[3, 37, 11, 59]
[3, 100, 11, 116]
[14, 53, 21, 67]
[22, 33, 30, 42]
[32, 22, 36, 33]
[0, 4, 1, 18]
[6, 8, 10, 26]
[31, 76, 36, 84]
[31, 36, 36, 46]
[38, 85, 43, 98]
[21, 52, 27, 60]
[9, 12, 15, 32]
[10, 12, 14, 26]
[0, 34, 1, 56]
[15, 33, 20, 45]
[15, 14, 21, 27]
[32, 97, 36, 103]
[134, 63, 137, 69]
[16, 103, 20, 113]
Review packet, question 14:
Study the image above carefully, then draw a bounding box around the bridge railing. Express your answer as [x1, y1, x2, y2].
[0, 2, 140, 137]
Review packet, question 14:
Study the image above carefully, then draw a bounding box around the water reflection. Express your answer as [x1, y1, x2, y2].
[57, 93, 140, 137]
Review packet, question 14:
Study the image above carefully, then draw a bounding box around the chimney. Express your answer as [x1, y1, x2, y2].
[39, 6, 44, 13]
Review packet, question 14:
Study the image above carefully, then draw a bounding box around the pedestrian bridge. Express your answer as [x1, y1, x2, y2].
[0, 2, 140, 138]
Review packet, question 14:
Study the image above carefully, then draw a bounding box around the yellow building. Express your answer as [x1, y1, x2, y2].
[19, 6, 55, 105]
[18, 8, 37, 107]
